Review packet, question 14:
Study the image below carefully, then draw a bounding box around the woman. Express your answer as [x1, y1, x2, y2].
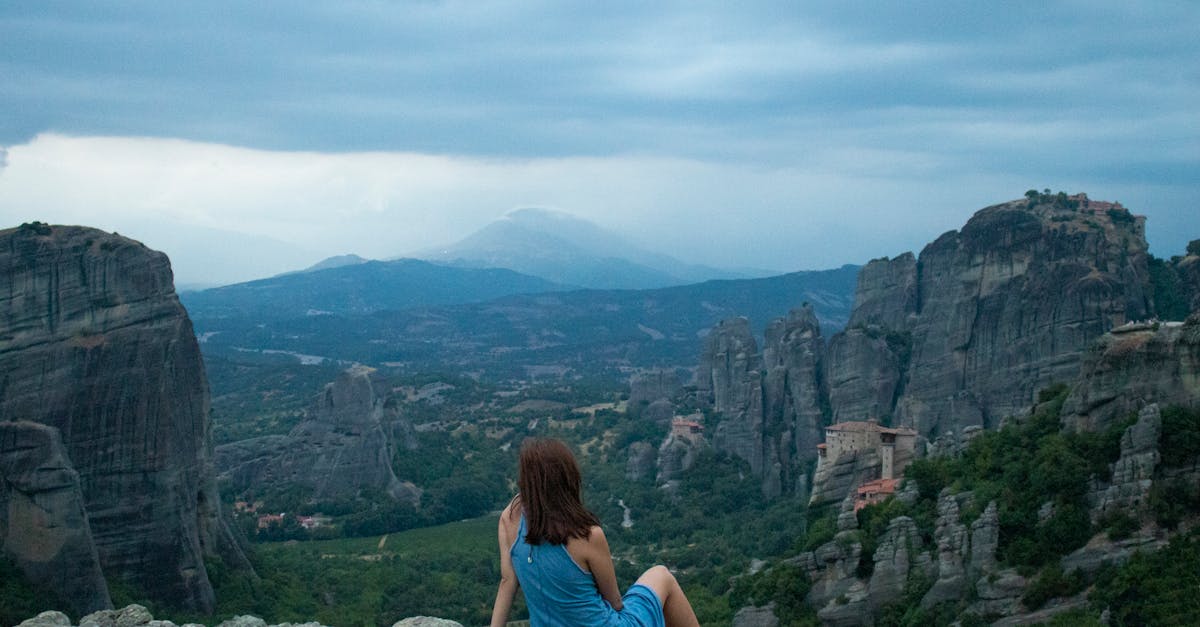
[490, 438, 700, 627]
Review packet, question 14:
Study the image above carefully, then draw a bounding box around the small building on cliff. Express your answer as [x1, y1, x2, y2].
[669, 415, 705, 443]
[811, 419, 917, 506]
[818, 419, 917, 480]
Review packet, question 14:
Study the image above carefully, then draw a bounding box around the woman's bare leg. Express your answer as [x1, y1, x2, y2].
[635, 565, 699, 627]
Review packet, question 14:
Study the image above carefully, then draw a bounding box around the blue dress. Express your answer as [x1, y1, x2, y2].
[511, 516, 665, 627]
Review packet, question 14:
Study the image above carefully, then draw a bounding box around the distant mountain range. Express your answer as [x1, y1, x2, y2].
[180, 258, 565, 319]
[181, 207, 856, 377]
[188, 265, 860, 378]
[411, 208, 779, 289]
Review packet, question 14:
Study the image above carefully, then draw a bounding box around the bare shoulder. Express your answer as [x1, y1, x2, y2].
[587, 524, 608, 546]
[498, 500, 521, 536]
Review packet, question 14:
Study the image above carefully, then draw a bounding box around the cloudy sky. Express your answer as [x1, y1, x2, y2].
[1, 1, 1196, 286]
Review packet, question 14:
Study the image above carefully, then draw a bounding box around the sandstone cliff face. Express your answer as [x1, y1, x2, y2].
[1091, 404, 1161, 520]
[625, 441, 657, 482]
[845, 253, 918, 331]
[0, 224, 241, 613]
[897, 200, 1150, 435]
[826, 198, 1151, 441]
[217, 366, 420, 505]
[699, 308, 828, 496]
[762, 307, 828, 496]
[825, 254, 916, 425]
[699, 318, 767, 476]
[1179, 253, 1200, 311]
[628, 369, 682, 409]
[0, 421, 110, 616]
[795, 492, 1009, 625]
[1063, 314, 1200, 432]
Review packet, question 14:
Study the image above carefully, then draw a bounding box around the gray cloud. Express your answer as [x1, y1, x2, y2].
[0, 2, 1196, 281]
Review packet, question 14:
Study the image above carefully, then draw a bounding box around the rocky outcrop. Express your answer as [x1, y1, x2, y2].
[1060, 531, 1166, 579]
[731, 604, 778, 627]
[824, 253, 916, 426]
[656, 425, 707, 485]
[968, 501, 999, 579]
[1063, 314, 1200, 432]
[0, 224, 245, 613]
[921, 492, 970, 607]
[845, 253, 919, 331]
[795, 492, 1008, 624]
[826, 327, 904, 424]
[897, 199, 1150, 436]
[1090, 404, 1162, 518]
[801, 497, 869, 623]
[625, 441, 656, 481]
[0, 421, 110, 616]
[1178, 249, 1200, 311]
[699, 317, 767, 475]
[761, 306, 828, 497]
[970, 568, 1027, 618]
[808, 449, 881, 506]
[12, 604, 463, 627]
[629, 369, 681, 409]
[866, 516, 925, 613]
[217, 366, 420, 504]
[825, 197, 1152, 441]
[390, 619, 464, 627]
[1151, 243, 1200, 319]
[699, 307, 829, 496]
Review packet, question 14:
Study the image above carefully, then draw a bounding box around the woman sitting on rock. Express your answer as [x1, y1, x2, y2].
[490, 438, 699, 627]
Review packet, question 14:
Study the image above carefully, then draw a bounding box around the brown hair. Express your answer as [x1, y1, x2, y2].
[512, 438, 600, 545]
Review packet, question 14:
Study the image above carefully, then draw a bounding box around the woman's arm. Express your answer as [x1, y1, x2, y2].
[490, 511, 519, 627]
[583, 526, 624, 611]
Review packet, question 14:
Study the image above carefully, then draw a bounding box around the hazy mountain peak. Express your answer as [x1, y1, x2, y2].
[416, 208, 772, 289]
[304, 254, 370, 272]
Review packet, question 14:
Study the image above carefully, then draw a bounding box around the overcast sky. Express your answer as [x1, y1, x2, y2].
[0, 1, 1196, 286]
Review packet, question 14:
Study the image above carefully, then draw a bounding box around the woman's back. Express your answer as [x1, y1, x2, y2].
[510, 515, 620, 627]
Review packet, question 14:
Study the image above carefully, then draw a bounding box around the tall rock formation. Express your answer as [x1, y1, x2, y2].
[1063, 314, 1200, 432]
[844, 252, 919, 330]
[828, 196, 1151, 440]
[1149, 241, 1200, 320]
[699, 318, 766, 476]
[628, 369, 682, 409]
[761, 306, 828, 496]
[1179, 248, 1200, 311]
[826, 253, 916, 425]
[656, 414, 709, 484]
[217, 366, 420, 505]
[0, 223, 243, 613]
[0, 421, 110, 616]
[1089, 404, 1162, 519]
[699, 307, 828, 496]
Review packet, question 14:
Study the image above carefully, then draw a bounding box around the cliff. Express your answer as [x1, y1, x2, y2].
[830, 196, 1151, 439]
[900, 198, 1149, 435]
[217, 366, 420, 505]
[1063, 313, 1200, 432]
[0, 223, 245, 613]
[699, 317, 767, 478]
[698, 195, 1164, 507]
[699, 306, 828, 496]
[0, 421, 110, 616]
